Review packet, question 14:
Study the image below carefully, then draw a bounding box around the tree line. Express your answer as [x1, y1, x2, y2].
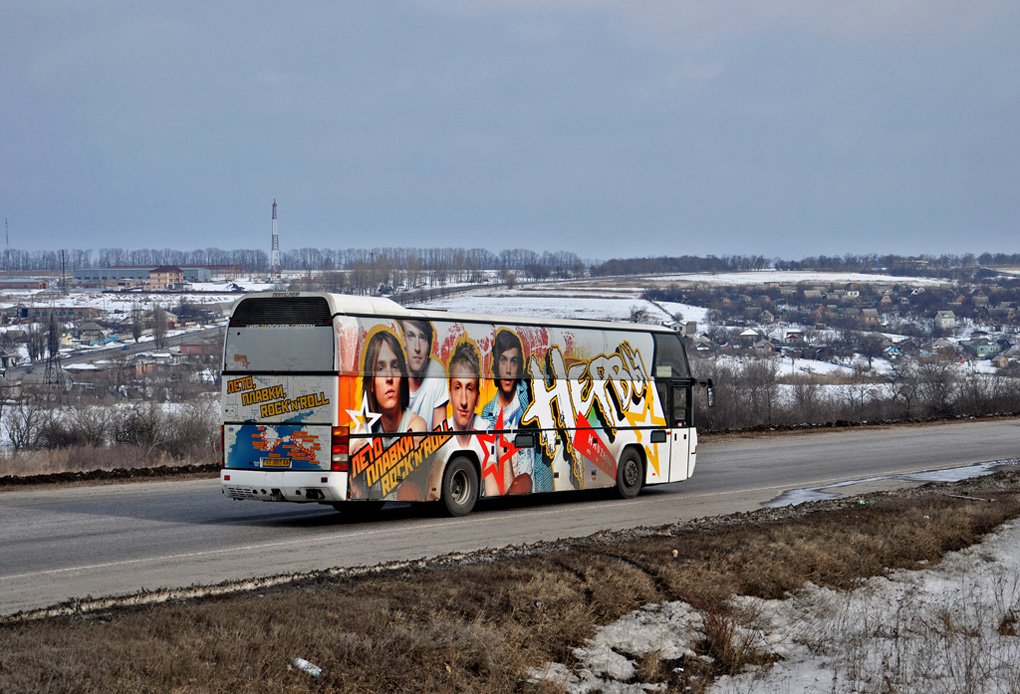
[7, 247, 587, 276]
[694, 354, 1020, 433]
[8, 248, 1020, 277]
[594, 253, 1020, 278]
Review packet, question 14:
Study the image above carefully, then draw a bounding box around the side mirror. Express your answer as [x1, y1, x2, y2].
[700, 378, 715, 408]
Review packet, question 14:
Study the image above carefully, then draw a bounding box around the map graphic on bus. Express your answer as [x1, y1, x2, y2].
[225, 423, 327, 469]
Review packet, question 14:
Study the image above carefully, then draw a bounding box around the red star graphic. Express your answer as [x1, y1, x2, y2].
[478, 408, 521, 496]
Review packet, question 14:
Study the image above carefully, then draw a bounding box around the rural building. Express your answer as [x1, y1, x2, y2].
[74, 266, 213, 285]
[960, 338, 1002, 359]
[178, 339, 220, 356]
[0, 278, 49, 290]
[148, 266, 185, 290]
[934, 310, 957, 331]
[16, 305, 105, 321]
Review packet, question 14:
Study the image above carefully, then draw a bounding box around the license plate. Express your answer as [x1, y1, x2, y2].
[262, 458, 292, 468]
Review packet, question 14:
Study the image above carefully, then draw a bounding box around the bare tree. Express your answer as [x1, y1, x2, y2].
[405, 255, 424, 289]
[350, 262, 372, 295]
[67, 403, 113, 447]
[5, 391, 45, 450]
[839, 360, 875, 419]
[916, 358, 958, 416]
[322, 271, 347, 293]
[115, 401, 168, 458]
[791, 376, 823, 423]
[27, 323, 46, 362]
[629, 306, 650, 324]
[859, 333, 886, 368]
[152, 303, 167, 350]
[499, 268, 517, 289]
[163, 400, 219, 461]
[887, 362, 920, 418]
[131, 304, 144, 343]
[740, 356, 781, 426]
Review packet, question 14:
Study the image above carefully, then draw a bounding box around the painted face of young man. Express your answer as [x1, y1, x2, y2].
[449, 360, 479, 432]
[497, 347, 521, 399]
[372, 340, 402, 415]
[402, 322, 430, 378]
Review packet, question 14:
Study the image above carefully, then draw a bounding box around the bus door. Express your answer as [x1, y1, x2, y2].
[655, 378, 693, 483]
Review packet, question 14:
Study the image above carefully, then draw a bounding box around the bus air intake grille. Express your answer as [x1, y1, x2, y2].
[230, 296, 332, 326]
[225, 486, 259, 500]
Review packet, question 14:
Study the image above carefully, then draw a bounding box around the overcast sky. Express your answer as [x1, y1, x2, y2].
[2, 1, 1017, 262]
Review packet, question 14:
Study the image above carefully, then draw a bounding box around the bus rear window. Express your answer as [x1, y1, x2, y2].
[229, 296, 332, 326]
[225, 297, 335, 372]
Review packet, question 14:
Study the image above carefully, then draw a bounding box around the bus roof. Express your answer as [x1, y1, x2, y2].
[231, 291, 678, 335]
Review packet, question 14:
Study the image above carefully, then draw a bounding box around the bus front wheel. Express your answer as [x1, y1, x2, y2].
[441, 457, 479, 517]
[616, 448, 644, 499]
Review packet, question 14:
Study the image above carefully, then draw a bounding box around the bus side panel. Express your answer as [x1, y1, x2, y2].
[335, 313, 681, 502]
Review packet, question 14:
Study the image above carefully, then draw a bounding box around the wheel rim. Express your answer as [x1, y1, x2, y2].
[622, 458, 639, 488]
[450, 468, 469, 505]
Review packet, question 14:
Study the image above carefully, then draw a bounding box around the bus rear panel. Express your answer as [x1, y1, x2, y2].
[221, 295, 348, 503]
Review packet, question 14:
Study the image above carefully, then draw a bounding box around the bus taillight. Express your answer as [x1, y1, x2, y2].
[219, 425, 225, 469]
[331, 426, 349, 472]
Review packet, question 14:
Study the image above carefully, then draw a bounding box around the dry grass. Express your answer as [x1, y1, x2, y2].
[0, 446, 167, 477]
[1, 473, 1019, 693]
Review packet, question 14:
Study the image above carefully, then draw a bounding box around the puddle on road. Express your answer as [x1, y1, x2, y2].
[764, 459, 1020, 508]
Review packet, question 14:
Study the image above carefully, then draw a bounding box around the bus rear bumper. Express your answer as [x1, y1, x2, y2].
[220, 469, 348, 503]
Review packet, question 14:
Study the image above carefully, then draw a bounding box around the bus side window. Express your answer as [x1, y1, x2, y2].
[656, 382, 669, 420]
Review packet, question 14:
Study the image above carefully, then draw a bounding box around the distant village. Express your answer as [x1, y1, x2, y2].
[0, 265, 231, 392]
[648, 275, 1020, 372]
[3, 260, 1020, 393]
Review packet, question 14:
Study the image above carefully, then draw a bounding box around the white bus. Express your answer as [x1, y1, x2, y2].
[221, 292, 712, 517]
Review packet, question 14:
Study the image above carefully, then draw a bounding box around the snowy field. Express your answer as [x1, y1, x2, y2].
[0, 281, 249, 331]
[5, 269, 945, 326]
[533, 510, 1020, 693]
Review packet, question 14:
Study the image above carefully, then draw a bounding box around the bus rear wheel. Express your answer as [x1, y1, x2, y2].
[616, 448, 644, 499]
[441, 457, 478, 517]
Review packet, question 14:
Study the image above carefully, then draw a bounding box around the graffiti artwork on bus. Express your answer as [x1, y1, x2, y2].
[521, 340, 668, 489]
[343, 319, 668, 500]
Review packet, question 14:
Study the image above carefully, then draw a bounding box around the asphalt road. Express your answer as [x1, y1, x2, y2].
[2, 418, 1018, 617]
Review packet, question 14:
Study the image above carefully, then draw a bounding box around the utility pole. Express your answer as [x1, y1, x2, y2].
[270, 199, 281, 281]
[45, 312, 67, 399]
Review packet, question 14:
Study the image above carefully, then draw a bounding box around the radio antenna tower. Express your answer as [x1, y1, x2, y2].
[270, 199, 281, 280]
